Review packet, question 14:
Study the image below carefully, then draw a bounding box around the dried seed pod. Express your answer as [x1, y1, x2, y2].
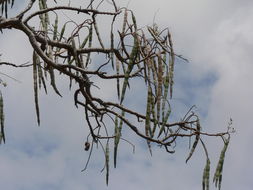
[84, 141, 90, 151]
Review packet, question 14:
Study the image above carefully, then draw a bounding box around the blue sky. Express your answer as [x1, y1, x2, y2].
[1, 0, 253, 190]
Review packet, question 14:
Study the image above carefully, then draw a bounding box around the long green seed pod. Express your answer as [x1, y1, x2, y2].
[162, 70, 170, 122]
[157, 103, 171, 138]
[186, 119, 201, 163]
[202, 158, 210, 190]
[156, 53, 163, 122]
[105, 142, 110, 185]
[93, 17, 104, 49]
[85, 25, 93, 67]
[122, 9, 128, 33]
[145, 86, 152, 137]
[145, 86, 152, 155]
[0, 91, 5, 143]
[53, 14, 58, 41]
[120, 33, 139, 104]
[47, 47, 62, 96]
[33, 51, 40, 125]
[114, 111, 125, 168]
[59, 23, 66, 42]
[168, 31, 175, 98]
[114, 116, 119, 168]
[116, 57, 120, 99]
[37, 62, 47, 94]
[131, 11, 137, 31]
[213, 137, 230, 190]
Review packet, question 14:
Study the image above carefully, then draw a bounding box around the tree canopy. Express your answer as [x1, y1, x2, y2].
[0, 0, 234, 189]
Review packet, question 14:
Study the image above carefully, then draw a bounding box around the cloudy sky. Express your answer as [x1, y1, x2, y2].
[1, 0, 253, 189]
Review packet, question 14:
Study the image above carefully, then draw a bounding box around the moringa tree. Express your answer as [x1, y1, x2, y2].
[0, 0, 234, 189]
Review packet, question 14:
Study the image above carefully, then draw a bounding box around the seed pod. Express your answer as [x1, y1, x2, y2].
[156, 52, 163, 122]
[53, 14, 58, 41]
[0, 91, 5, 143]
[186, 119, 201, 163]
[33, 51, 40, 126]
[202, 158, 210, 190]
[213, 137, 230, 190]
[122, 9, 128, 33]
[120, 33, 139, 104]
[105, 142, 110, 185]
[84, 141, 90, 151]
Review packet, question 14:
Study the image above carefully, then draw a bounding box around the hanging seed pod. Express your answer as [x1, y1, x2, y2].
[0, 91, 5, 143]
[202, 158, 210, 190]
[156, 52, 163, 122]
[37, 56, 47, 94]
[213, 137, 230, 190]
[158, 104, 171, 138]
[33, 51, 40, 126]
[151, 57, 158, 95]
[116, 57, 120, 99]
[186, 119, 201, 163]
[145, 86, 152, 137]
[145, 86, 152, 155]
[47, 47, 62, 96]
[122, 9, 128, 33]
[120, 33, 139, 104]
[71, 37, 82, 68]
[113, 111, 124, 168]
[110, 28, 114, 69]
[85, 25, 93, 67]
[162, 70, 170, 121]
[105, 142, 110, 185]
[53, 14, 58, 41]
[93, 17, 104, 49]
[150, 90, 158, 137]
[114, 116, 119, 168]
[131, 11, 137, 31]
[168, 30, 175, 99]
[59, 23, 66, 42]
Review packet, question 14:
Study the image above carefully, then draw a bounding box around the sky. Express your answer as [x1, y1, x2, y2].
[1, 0, 253, 189]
